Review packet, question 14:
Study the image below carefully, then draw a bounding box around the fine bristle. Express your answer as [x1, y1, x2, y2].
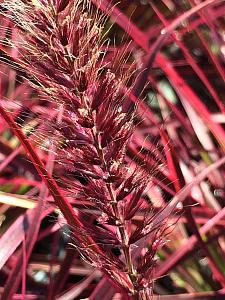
[0, 0, 168, 297]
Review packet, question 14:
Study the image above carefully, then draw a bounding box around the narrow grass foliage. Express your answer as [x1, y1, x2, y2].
[0, 0, 225, 299]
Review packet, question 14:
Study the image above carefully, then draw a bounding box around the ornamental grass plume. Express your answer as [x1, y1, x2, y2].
[1, 0, 169, 298]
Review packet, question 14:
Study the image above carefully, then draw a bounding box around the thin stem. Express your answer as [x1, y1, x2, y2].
[91, 127, 138, 291]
